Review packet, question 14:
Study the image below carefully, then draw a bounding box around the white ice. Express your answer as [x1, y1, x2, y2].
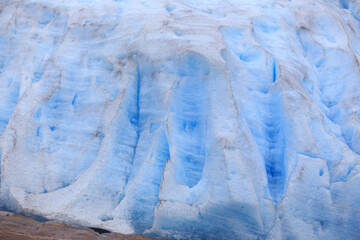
[0, 0, 360, 239]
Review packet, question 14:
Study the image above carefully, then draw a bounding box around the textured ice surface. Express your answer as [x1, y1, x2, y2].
[1, 0, 360, 239]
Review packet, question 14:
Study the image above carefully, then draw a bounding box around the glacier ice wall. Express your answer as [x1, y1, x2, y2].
[1, 0, 360, 239]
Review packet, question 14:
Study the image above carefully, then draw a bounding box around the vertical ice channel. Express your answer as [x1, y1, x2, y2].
[264, 90, 286, 204]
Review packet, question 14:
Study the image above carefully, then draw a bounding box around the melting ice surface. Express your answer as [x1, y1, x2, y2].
[1, 0, 360, 239]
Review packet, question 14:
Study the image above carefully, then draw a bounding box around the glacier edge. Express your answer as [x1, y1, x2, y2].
[0, 0, 360, 239]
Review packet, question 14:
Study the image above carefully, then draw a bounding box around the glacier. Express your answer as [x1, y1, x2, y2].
[0, 0, 360, 239]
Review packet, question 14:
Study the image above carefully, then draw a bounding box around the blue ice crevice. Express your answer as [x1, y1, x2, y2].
[169, 51, 209, 188]
[219, 24, 286, 203]
[264, 90, 286, 204]
[296, 26, 358, 157]
[111, 54, 143, 199]
[270, 57, 279, 83]
[128, 130, 170, 234]
[339, 0, 349, 9]
[112, 56, 171, 234]
[66, 59, 145, 222]
[129, 55, 141, 140]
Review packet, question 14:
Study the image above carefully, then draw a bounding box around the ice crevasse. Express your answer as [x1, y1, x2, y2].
[0, 0, 360, 239]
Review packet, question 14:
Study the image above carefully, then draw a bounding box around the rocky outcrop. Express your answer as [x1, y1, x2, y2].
[0, 211, 168, 240]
